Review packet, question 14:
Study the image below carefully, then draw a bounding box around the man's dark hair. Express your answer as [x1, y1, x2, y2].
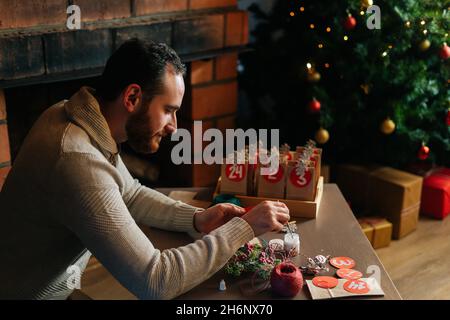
[96, 39, 186, 102]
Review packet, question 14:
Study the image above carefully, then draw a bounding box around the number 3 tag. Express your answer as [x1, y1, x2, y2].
[290, 169, 312, 188]
[226, 164, 246, 182]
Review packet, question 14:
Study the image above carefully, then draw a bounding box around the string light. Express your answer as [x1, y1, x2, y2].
[310, 23, 315, 29]
[326, 27, 331, 32]
[318, 43, 323, 49]
[381, 51, 388, 57]
[343, 35, 349, 41]
[324, 63, 330, 68]
[423, 29, 428, 35]
[388, 45, 393, 49]
[360, 11, 365, 16]
[306, 63, 312, 69]
[405, 21, 411, 27]
[420, 20, 426, 25]
[300, 7, 305, 12]
[290, 12, 295, 17]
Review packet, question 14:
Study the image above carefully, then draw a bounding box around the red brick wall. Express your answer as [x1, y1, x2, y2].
[0, 1, 249, 188]
[72, 0, 131, 22]
[183, 53, 240, 187]
[0, 0, 67, 30]
[0, 0, 241, 30]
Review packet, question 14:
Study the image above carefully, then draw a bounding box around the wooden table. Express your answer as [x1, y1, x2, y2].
[148, 184, 401, 300]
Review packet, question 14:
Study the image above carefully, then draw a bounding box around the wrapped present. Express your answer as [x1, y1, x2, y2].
[337, 164, 422, 239]
[336, 164, 381, 212]
[358, 220, 374, 243]
[420, 168, 450, 219]
[367, 167, 422, 239]
[358, 217, 392, 249]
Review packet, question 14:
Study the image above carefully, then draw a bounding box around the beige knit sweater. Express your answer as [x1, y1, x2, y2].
[0, 87, 254, 300]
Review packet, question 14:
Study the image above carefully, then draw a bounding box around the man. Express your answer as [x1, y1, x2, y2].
[0, 39, 290, 299]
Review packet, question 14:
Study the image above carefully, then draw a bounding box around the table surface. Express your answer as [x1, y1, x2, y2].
[147, 184, 401, 300]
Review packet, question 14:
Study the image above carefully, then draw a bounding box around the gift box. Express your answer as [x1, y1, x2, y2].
[367, 167, 422, 239]
[358, 217, 392, 249]
[358, 220, 374, 243]
[420, 168, 450, 219]
[337, 164, 422, 239]
[336, 164, 381, 212]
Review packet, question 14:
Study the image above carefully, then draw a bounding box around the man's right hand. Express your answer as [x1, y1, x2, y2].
[241, 200, 290, 236]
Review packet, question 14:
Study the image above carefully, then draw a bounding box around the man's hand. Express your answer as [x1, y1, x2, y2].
[241, 200, 290, 236]
[194, 203, 246, 234]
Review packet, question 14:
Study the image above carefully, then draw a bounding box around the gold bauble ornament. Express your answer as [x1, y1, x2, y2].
[380, 118, 396, 135]
[315, 128, 330, 144]
[360, 84, 370, 95]
[307, 71, 321, 83]
[361, 0, 373, 8]
[418, 39, 431, 52]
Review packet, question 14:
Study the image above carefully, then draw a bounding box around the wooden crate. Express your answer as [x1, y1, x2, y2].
[214, 176, 324, 219]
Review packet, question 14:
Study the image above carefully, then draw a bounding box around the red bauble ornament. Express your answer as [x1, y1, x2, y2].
[308, 98, 321, 113]
[344, 14, 357, 30]
[446, 109, 450, 126]
[439, 43, 450, 60]
[270, 262, 303, 297]
[418, 145, 430, 160]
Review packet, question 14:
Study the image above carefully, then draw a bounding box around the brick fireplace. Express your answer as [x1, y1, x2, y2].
[0, 0, 249, 190]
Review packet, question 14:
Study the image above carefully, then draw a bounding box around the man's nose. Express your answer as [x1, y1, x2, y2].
[166, 115, 177, 134]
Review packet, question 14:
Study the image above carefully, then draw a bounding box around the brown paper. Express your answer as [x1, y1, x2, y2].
[256, 163, 286, 199]
[358, 220, 374, 244]
[372, 219, 393, 248]
[367, 167, 422, 239]
[286, 161, 316, 201]
[220, 162, 249, 195]
[389, 204, 420, 239]
[336, 164, 382, 211]
[359, 217, 392, 249]
[337, 165, 422, 239]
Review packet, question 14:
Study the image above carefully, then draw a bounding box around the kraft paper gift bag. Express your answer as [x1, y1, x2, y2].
[220, 162, 250, 196]
[286, 160, 316, 201]
[256, 162, 287, 199]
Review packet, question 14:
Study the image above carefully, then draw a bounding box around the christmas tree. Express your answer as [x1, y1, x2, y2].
[239, 0, 449, 167]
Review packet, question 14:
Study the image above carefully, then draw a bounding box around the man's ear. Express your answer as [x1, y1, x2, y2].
[123, 84, 142, 113]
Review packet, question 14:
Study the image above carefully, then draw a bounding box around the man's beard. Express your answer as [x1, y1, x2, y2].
[125, 108, 160, 154]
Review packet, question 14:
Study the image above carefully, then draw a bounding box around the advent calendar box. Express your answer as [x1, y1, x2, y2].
[217, 141, 324, 218]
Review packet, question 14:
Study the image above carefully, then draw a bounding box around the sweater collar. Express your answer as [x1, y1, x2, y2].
[64, 86, 118, 155]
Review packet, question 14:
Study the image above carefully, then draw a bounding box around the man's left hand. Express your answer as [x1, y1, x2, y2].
[194, 203, 246, 234]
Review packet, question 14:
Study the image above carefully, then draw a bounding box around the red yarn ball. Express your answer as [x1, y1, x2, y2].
[270, 262, 303, 297]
